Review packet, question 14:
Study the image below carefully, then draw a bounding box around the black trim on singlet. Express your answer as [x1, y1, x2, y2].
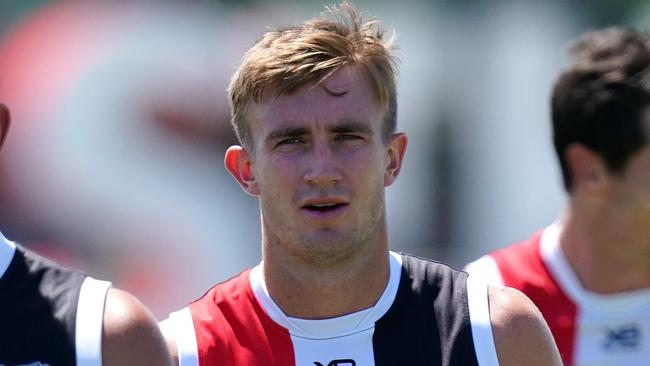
[372, 254, 479, 366]
[0, 245, 86, 365]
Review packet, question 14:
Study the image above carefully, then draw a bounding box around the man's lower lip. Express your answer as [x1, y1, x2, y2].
[300, 204, 348, 219]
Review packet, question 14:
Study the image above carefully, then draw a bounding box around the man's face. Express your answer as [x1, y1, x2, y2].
[593, 113, 650, 259]
[227, 66, 406, 261]
[602, 138, 650, 253]
[0, 103, 9, 149]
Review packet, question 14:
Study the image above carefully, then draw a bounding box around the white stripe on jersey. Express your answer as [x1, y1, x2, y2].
[0, 231, 16, 279]
[464, 255, 504, 287]
[75, 277, 111, 366]
[163, 307, 200, 366]
[466, 274, 500, 366]
[290, 327, 376, 365]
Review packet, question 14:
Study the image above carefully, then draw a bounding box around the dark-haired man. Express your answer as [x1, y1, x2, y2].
[467, 26, 650, 365]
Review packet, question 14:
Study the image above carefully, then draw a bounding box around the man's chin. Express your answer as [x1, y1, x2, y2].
[297, 233, 366, 264]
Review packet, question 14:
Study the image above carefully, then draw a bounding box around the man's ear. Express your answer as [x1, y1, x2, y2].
[384, 132, 408, 187]
[224, 145, 260, 196]
[565, 143, 607, 194]
[0, 103, 10, 150]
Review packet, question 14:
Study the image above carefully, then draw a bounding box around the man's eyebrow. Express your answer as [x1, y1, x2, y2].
[330, 120, 372, 134]
[265, 126, 310, 141]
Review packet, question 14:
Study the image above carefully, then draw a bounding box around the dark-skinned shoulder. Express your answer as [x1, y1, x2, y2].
[489, 285, 563, 366]
[101, 288, 173, 366]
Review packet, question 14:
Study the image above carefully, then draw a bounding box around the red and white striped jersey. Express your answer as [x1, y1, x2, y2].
[466, 224, 650, 365]
[162, 251, 500, 366]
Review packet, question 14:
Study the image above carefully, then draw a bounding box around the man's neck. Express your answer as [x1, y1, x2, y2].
[262, 243, 390, 319]
[559, 207, 650, 294]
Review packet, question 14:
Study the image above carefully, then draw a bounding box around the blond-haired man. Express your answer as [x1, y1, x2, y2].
[161, 3, 561, 365]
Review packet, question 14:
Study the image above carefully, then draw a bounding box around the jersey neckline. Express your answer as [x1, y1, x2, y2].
[249, 251, 403, 340]
[540, 223, 650, 315]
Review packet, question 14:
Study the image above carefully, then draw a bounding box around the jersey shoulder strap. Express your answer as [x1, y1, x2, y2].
[374, 254, 497, 366]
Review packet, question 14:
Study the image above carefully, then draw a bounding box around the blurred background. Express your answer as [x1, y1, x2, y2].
[0, 0, 647, 318]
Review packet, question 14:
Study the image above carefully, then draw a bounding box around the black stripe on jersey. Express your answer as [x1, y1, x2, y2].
[373, 254, 479, 366]
[0, 245, 86, 365]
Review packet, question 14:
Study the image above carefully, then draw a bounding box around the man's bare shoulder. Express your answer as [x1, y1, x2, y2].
[488, 285, 563, 366]
[102, 288, 173, 366]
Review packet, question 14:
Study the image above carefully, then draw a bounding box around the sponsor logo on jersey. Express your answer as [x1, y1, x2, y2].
[602, 324, 641, 351]
[313, 359, 356, 366]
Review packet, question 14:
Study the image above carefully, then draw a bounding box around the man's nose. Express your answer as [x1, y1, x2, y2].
[304, 139, 342, 186]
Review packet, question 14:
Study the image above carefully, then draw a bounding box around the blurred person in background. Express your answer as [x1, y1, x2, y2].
[0, 104, 171, 365]
[466, 26, 650, 365]
[160, 3, 562, 366]
[0, 0, 266, 318]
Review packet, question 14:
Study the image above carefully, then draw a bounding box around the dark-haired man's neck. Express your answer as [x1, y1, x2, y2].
[559, 206, 650, 294]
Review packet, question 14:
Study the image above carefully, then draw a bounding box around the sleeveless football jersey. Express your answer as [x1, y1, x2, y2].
[0, 231, 111, 366]
[163, 251, 499, 366]
[466, 224, 650, 365]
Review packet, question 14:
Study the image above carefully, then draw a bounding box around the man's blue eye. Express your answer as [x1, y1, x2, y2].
[337, 134, 361, 141]
[279, 138, 301, 145]
[276, 137, 305, 148]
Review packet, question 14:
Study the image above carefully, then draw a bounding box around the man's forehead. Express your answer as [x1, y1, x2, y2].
[318, 66, 367, 95]
[262, 65, 369, 101]
[248, 69, 378, 123]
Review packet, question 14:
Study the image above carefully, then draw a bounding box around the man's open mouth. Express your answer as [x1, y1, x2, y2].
[303, 203, 347, 212]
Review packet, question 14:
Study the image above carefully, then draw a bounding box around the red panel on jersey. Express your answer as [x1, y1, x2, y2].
[491, 232, 577, 365]
[188, 269, 296, 366]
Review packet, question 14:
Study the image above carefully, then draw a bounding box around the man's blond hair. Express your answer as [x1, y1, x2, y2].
[228, 1, 398, 150]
